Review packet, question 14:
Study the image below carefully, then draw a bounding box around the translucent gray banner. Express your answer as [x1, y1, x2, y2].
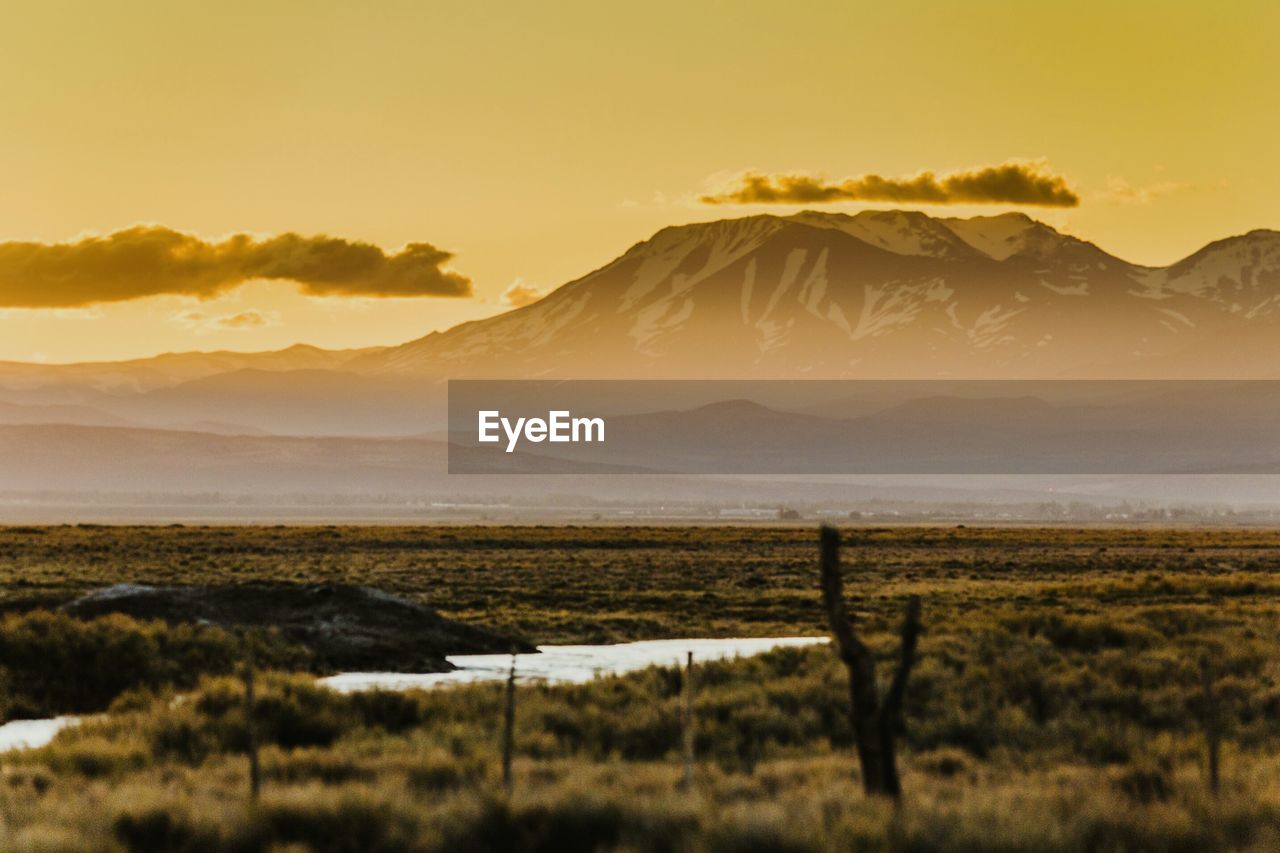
[447, 380, 1280, 475]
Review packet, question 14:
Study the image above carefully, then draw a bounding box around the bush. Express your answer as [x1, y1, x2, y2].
[0, 611, 309, 719]
[914, 747, 972, 779]
[42, 733, 149, 779]
[254, 790, 425, 853]
[113, 805, 221, 853]
[1111, 756, 1175, 803]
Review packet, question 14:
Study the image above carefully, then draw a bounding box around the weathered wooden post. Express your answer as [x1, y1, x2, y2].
[818, 525, 922, 799]
[242, 647, 262, 803]
[1201, 657, 1220, 796]
[502, 650, 517, 793]
[681, 651, 695, 790]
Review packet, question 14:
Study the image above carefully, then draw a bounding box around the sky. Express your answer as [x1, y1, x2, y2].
[0, 0, 1276, 362]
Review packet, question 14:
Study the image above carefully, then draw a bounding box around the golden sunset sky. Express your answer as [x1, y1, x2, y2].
[0, 0, 1275, 361]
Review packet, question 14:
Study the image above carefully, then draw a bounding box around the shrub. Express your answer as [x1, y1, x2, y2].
[113, 805, 220, 853]
[0, 611, 309, 719]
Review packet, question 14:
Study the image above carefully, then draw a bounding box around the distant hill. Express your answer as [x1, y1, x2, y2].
[0, 345, 402, 435]
[0, 343, 386, 397]
[474, 384, 1280, 476]
[0, 399, 135, 428]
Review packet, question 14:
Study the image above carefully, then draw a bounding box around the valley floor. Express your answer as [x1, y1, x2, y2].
[1, 525, 1279, 850]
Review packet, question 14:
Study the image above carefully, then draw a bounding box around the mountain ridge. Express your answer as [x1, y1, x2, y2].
[3, 212, 1280, 399]
[355, 210, 1280, 379]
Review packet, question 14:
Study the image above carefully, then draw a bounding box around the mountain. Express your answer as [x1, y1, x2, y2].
[356, 211, 1280, 379]
[6, 418, 1279, 516]
[0, 343, 387, 399]
[0, 423, 640, 492]
[0, 344, 401, 435]
[450, 383, 1280, 477]
[0, 398, 278, 436]
[0, 400, 136, 428]
[2, 211, 1279, 442]
[108, 369, 446, 436]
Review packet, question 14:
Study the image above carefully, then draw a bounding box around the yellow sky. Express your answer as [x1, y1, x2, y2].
[0, 0, 1276, 362]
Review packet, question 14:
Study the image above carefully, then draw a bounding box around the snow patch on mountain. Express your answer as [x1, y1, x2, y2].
[620, 216, 784, 311]
[761, 248, 809, 321]
[791, 210, 977, 258]
[1040, 279, 1089, 296]
[939, 213, 1038, 260]
[968, 304, 1024, 349]
[1157, 308, 1195, 328]
[796, 248, 831, 317]
[852, 281, 930, 340]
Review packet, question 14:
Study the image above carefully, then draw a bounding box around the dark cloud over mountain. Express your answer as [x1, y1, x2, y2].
[701, 161, 1079, 207]
[0, 227, 473, 307]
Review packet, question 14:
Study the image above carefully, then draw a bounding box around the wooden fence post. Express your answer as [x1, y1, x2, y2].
[818, 526, 922, 799]
[1201, 657, 1220, 796]
[242, 648, 262, 804]
[681, 651, 695, 790]
[502, 650, 517, 793]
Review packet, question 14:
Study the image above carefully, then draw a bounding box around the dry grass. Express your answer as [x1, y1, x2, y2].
[1, 524, 1279, 849]
[2, 524, 1280, 642]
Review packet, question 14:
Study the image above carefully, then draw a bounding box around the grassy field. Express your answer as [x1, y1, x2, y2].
[4, 524, 1280, 642]
[2, 524, 1280, 850]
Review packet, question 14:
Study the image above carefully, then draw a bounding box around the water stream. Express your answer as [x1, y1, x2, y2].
[0, 636, 828, 751]
[321, 636, 827, 692]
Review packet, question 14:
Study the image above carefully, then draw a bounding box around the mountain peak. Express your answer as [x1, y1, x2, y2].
[940, 212, 1052, 260]
[632, 209, 1093, 264]
[1155, 228, 1280, 303]
[347, 210, 1280, 381]
[786, 208, 984, 259]
[985, 211, 1035, 224]
[1168, 228, 1280, 266]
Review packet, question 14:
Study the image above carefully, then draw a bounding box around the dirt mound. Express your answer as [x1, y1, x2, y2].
[56, 583, 533, 672]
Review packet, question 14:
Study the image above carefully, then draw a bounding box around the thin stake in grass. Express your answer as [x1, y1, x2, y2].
[1201, 656, 1220, 796]
[242, 646, 262, 804]
[681, 650, 695, 790]
[818, 525, 922, 799]
[503, 649, 517, 793]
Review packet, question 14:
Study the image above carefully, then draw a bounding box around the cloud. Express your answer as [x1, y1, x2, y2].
[501, 279, 547, 308]
[216, 311, 273, 329]
[700, 160, 1079, 207]
[173, 309, 280, 333]
[0, 226, 473, 308]
[0, 307, 100, 320]
[1095, 176, 1192, 205]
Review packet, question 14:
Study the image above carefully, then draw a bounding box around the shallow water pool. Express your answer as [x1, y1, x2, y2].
[321, 636, 827, 692]
[0, 637, 829, 751]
